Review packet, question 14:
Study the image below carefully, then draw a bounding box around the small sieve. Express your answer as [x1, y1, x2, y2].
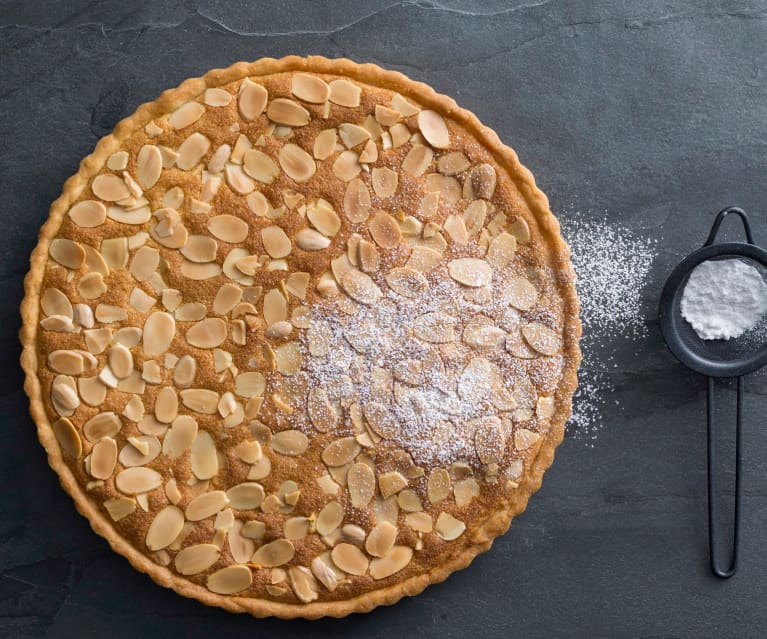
[659, 207, 767, 578]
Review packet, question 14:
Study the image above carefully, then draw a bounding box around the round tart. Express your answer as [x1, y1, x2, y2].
[20, 56, 580, 618]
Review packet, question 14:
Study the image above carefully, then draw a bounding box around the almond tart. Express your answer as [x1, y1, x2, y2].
[20, 56, 580, 618]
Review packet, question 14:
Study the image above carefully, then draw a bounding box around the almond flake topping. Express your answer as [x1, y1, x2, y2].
[267, 98, 310, 126]
[69, 200, 106, 228]
[169, 102, 205, 129]
[291, 73, 330, 103]
[239, 79, 268, 120]
[278, 143, 316, 182]
[328, 79, 361, 107]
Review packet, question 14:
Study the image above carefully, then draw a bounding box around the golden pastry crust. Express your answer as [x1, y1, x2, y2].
[20, 56, 581, 618]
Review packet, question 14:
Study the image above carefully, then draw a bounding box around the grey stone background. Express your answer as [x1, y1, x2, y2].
[2, 0, 767, 636]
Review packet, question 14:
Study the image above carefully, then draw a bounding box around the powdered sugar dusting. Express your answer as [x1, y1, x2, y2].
[299, 269, 550, 468]
[560, 213, 658, 442]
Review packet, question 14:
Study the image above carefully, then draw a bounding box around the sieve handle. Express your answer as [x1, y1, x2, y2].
[704, 207, 754, 246]
[706, 376, 742, 579]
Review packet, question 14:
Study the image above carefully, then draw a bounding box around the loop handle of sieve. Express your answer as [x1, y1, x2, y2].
[704, 207, 754, 247]
[703, 206, 749, 579]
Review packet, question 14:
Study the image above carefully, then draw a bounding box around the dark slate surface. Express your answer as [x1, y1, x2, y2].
[2, 1, 767, 636]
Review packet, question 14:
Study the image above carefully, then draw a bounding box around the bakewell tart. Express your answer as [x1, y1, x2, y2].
[20, 56, 580, 618]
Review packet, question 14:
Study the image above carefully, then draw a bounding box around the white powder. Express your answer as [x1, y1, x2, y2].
[559, 213, 658, 442]
[680, 259, 767, 340]
[299, 273, 544, 467]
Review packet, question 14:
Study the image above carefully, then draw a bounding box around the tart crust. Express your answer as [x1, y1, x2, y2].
[19, 55, 581, 618]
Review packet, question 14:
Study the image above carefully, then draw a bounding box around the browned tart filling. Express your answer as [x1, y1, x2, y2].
[20, 57, 580, 618]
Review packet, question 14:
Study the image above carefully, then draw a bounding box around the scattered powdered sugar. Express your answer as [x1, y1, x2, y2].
[300, 273, 547, 467]
[680, 259, 767, 340]
[559, 214, 658, 442]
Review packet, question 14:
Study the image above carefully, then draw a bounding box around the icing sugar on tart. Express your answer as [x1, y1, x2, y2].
[20, 56, 580, 618]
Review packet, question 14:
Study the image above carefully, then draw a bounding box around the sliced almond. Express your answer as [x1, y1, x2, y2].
[204, 87, 232, 107]
[291, 73, 330, 103]
[278, 143, 316, 182]
[371, 167, 398, 198]
[385, 267, 428, 298]
[174, 355, 197, 388]
[143, 311, 175, 356]
[169, 102, 205, 129]
[92, 174, 130, 202]
[313, 128, 337, 160]
[239, 78, 268, 120]
[413, 312, 456, 343]
[49, 238, 85, 269]
[271, 429, 308, 456]
[470, 163, 497, 200]
[417, 110, 450, 148]
[83, 411, 120, 442]
[175, 544, 221, 575]
[331, 543, 368, 576]
[136, 145, 162, 189]
[347, 462, 375, 509]
[438, 151, 470, 175]
[390, 123, 411, 148]
[115, 467, 162, 494]
[510, 216, 531, 243]
[104, 497, 136, 522]
[343, 179, 371, 223]
[341, 269, 381, 305]
[53, 417, 82, 458]
[502, 276, 538, 311]
[338, 123, 371, 148]
[332, 150, 361, 181]
[427, 468, 452, 503]
[207, 565, 253, 594]
[186, 490, 229, 521]
[176, 132, 211, 171]
[521, 322, 561, 356]
[435, 512, 465, 540]
[259, 226, 290, 259]
[252, 539, 295, 567]
[328, 79, 361, 107]
[443, 214, 469, 244]
[162, 415, 198, 458]
[448, 258, 492, 287]
[207, 214, 248, 243]
[295, 228, 331, 251]
[129, 245, 159, 282]
[267, 98, 310, 126]
[358, 240, 380, 273]
[322, 437, 361, 467]
[89, 437, 117, 479]
[243, 149, 279, 184]
[69, 200, 106, 228]
[41, 287, 73, 319]
[369, 545, 413, 580]
[101, 237, 128, 270]
[454, 477, 480, 507]
[368, 211, 401, 248]
[487, 232, 517, 268]
[225, 163, 255, 194]
[186, 318, 226, 349]
[212, 283, 242, 315]
[226, 482, 265, 510]
[307, 199, 341, 237]
[401, 145, 433, 177]
[235, 372, 266, 398]
[358, 139, 378, 163]
[191, 430, 218, 479]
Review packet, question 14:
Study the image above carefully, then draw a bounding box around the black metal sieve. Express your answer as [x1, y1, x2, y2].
[659, 207, 767, 578]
